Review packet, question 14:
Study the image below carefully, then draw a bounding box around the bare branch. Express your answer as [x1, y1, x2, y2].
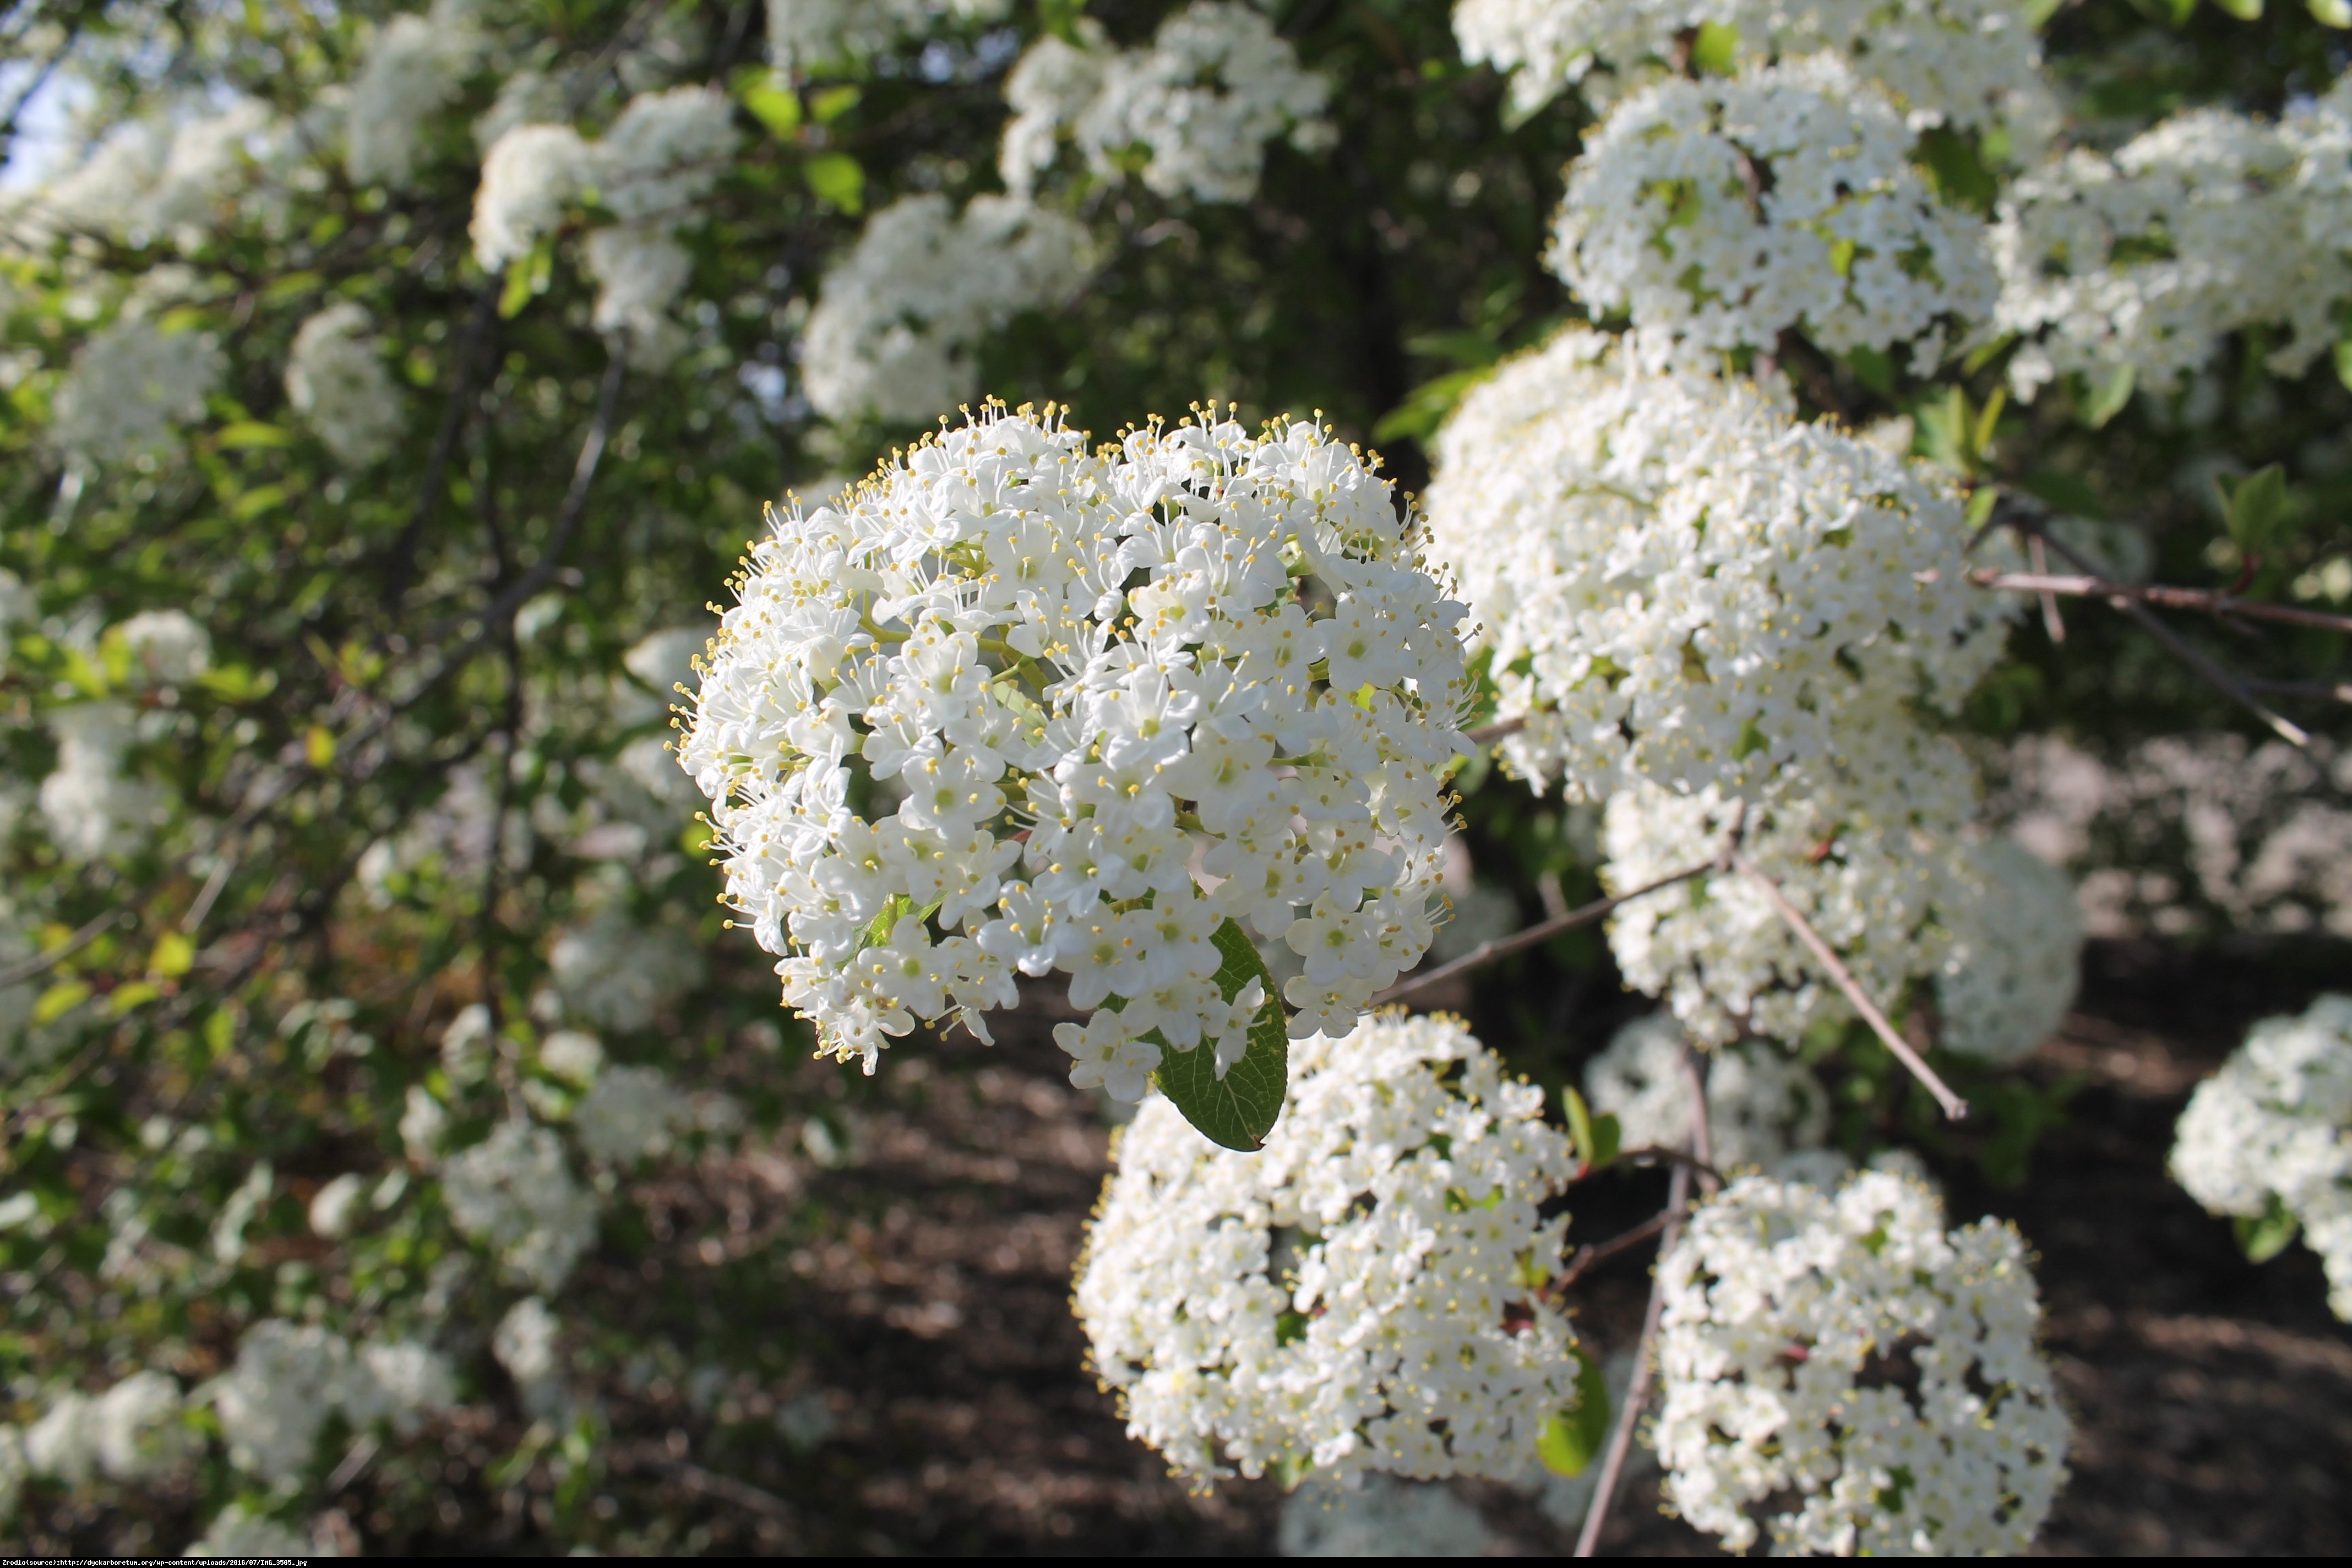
[2241, 674, 2352, 705]
[1465, 715, 1527, 744]
[1549, 1208, 1674, 1297]
[1373, 860, 1716, 1006]
[1989, 503, 2311, 749]
[1730, 848, 1968, 1121]
[1574, 1157, 1691, 1557]
[2024, 535, 2066, 645]
[1969, 568, 2352, 638]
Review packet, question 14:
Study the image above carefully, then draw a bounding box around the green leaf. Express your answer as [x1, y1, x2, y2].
[1537, 1349, 1613, 1477]
[217, 421, 292, 449]
[2214, 0, 2261, 17]
[150, 931, 195, 978]
[498, 237, 556, 319]
[34, 981, 91, 1026]
[733, 68, 803, 138]
[2081, 363, 2135, 429]
[304, 724, 337, 769]
[1404, 330, 1505, 369]
[1844, 345, 1893, 396]
[2216, 464, 2291, 553]
[1689, 21, 1740, 75]
[1150, 919, 1289, 1152]
[1372, 366, 1495, 447]
[110, 980, 162, 1014]
[2314, 0, 2352, 25]
[1915, 126, 2001, 214]
[2337, 335, 2352, 391]
[231, 483, 288, 521]
[804, 153, 865, 214]
[809, 86, 861, 125]
[1590, 1111, 1621, 1167]
[2235, 1195, 2300, 1264]
[1041, 0, 1090, 44]
[2169, 0, 2199, 23]
[1562, 1085, 1598, 1172]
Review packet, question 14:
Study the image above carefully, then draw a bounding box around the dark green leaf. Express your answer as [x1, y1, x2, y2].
[1373, 367, 1495, 447]
[1151, 919, 1289, 1152]
[2216, 464, 2292, 553]
[2082, 364, 2135, 429]
[2022, 468, 2108, 520]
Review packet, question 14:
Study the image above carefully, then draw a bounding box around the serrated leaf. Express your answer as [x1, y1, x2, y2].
[2235, 1195, 2300, 1264]
[1151, 919, 1288, 1152]
[1537, 1349, 1613, 1477]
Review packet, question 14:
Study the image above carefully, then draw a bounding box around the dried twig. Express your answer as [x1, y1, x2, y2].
[1374, 861, 1716, 1006]
[1550, 1210, 1674, 1297]
[1730, 849, 1968, 1121]
[1989, 504, 2311, 749]
[1679, 1041, 1718, 1193]
[1575, 1157, 1691, 1557]
[1969, 568, 2352, 638]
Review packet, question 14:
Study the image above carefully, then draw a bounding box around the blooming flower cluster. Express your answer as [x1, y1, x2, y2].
[1934, 835, 2082, 1063]
[1074, 1014, 1583, 1483]
[214, 1319, 456, 1480]
[285, 303, 404, 468]
[1553, 55, 1996, 373]
[680, 404, 1471, 1092]
[764, 0, 1010, 70]
[1585, 1012, 1832, 1170]
[1654, 1169, 2070, 1554]
[1994, 101, 2350, 401]
[1424, 328, 2011, 804]
[439, 1122, 601, 1292]
[19, 1372, 190, 1487]
[798, 194, 1092, 424]
[345, 0, 485, 189]
[48, 320, 223, 466]
[39, 703, 165, 863]
[2171, 994, 2352, 1320]
[999, 2, 1333, 205]
[548, 908, 706, 1032]
[1454, 0, 2056, 150]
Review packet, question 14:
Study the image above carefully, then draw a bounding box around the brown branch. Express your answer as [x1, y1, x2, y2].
[1989, 504, 2311, 749]
[1374, 860, 1717, 1006]
[1969, 568, 2352, 638]
[2241, 675, 2352, 705]
[2025, 536, 2066, 645]
[1549, 1208, 1675, 1298]
[1730, 849, 1968, 1121]
[1464, 715, 1527, 745]
[1574, 1157, 1691, 1558]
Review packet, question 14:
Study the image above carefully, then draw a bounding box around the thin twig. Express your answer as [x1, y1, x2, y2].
[1678, 1041, 1718, 1194]
[1575, 1158, 1691, 1558]
[666, 1459, 796, 1522]
[1615, 1144, 1725, 1183]
[2240, 674, 2352, 705]
[0, 910, 131, 989]
[2024, 536, 2066, 645]
[1549, 1210, 1674, 1298]
[1730, 849, 1969, 1121]
[1374, 861, 1715, 1005]
[1465, 715, 1527, 745]
[1991, 503, 2311, 749]
[1969, 568, 2352, 638]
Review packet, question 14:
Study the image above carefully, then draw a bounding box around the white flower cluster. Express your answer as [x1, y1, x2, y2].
[1074, 1014, 1582, 1483]
[549, 909, 706, 1031]
[798, 194, 1092, 424]
[214, 1320, 457, 1480]
[1553, 55, 1996, 373]
[184, 1505, 309, 1556]
[1603, 735, 2075, 1057]
[1000, 2, 1333, 205]
[49, 320, 223, 465]
[471, 81, 737, 338]
[765, 0, 1010, 69]
[113, 609, 211, 690]
[285, 303, 404, 467]
[345, 1, 485, 189]
[39, 703, 166, 863]
[1654, 1169, 2069, 1554]
[440, 1121, 600, 1291]
[21, 1372, 190, 1487]
[6, 97, 288, 249]
[1995, 97, 2351, 400]
[2171, 994, 2352, 1320]
[1934, 835, 2081, 1064]
[679, 404, 1472, 1091]
[1584, 1013, 1831, 1169]
[1454, 0, 2057, 149]
[1424, 328, 2009, 803]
